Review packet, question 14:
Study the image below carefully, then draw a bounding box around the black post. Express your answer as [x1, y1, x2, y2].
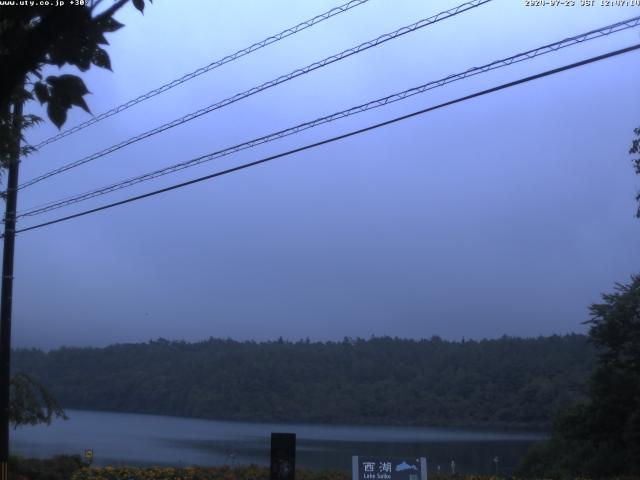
[0, 99, 23, 480]
[270, 432, 296, 480]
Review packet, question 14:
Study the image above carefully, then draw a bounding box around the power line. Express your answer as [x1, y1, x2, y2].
[11, 43, 640, 237]
[32, 0, 373, 149]
[19, 0, 492, 190]
[16, 15, 640, 219]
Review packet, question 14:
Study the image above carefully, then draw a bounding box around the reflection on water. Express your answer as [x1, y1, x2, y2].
[11, 410, 545, 475]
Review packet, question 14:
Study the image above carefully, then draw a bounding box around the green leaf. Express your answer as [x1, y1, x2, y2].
[92, 47, 112, 70]
[71, 95, 91, 114]
[33, 82, 49, 104]
[132, 0, 145, 13]
[10, 373, 67, 428]
[48, 74, 89, 96]
[20, 145, 38, 157]
[22, 114, 43, 129]
[45, 74, 92, 122]
[74, 45, 94, 72]
[96, 32, 109, 46]
[47, 100, 67, 129]
[99, 17, 125, 33]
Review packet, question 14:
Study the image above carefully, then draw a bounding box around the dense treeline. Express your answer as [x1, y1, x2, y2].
[519, 275, 640, 478]
[12, 334, 593, 428]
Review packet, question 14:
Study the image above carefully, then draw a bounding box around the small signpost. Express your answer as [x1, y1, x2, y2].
[83, 449, 93, 465]
[352, 457, 427, 480]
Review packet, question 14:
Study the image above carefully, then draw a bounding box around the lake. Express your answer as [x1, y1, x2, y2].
[11, 410, 545, 475]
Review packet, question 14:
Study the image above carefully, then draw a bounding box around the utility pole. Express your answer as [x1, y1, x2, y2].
[0, 99, 23, 480]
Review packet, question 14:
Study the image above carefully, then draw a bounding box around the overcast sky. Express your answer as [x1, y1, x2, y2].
[7, 0, 640, 349]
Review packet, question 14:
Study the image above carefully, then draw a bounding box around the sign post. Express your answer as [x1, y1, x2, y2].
[352, 457, 427, 480]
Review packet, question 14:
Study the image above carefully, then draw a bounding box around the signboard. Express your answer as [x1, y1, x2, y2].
[352, 457, 427, 480]
[83, 449, 93, 464]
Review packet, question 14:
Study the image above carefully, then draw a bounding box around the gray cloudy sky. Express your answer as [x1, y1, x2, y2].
[8, 0, 640, 349]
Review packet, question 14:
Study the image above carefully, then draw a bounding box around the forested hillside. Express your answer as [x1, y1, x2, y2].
[12, 335, 594, 428]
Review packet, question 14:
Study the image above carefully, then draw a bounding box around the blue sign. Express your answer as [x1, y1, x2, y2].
[352, 457, 427, 480]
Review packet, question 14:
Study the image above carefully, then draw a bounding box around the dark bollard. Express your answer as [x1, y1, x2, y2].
[270, 432, 296, 480]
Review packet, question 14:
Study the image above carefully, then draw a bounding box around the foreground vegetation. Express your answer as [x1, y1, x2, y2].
[13, 334, 592, 429]
[70, 465, 501, 480]
[71, 464, 349, 480]
[8, 455, 640, 480]
[9, 457, 352, 480]
[518, 275, 640, 478]
[8, 455, 84, 480]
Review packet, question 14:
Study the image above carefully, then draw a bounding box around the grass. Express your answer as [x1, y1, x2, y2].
[8, 456, 640, 480]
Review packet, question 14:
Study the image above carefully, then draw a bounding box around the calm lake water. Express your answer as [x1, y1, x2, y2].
[11, 410, 545, 475]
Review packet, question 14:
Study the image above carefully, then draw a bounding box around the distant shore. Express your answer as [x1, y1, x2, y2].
[13, 334, 593, 430]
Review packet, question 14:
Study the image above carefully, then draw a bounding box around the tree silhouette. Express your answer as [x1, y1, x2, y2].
[631, 126, 640, 217]
[1, 0, 151, 129]
[0, 3, 151, 474]
[519, 129, 640, 480]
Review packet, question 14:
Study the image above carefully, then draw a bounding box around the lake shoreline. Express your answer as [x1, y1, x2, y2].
[11, 409, 544, 474]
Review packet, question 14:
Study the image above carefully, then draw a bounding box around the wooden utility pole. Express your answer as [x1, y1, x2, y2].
[0, 99, 23, 480]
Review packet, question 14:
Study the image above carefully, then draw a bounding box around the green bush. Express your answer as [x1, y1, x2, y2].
[9, 454, 84, 480]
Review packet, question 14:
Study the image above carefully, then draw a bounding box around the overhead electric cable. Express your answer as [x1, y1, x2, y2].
[17, 15, 640, 219]
[11, 43, 640, 237]
[33, 0, 373, 149]
[19, 0, 491, 190]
